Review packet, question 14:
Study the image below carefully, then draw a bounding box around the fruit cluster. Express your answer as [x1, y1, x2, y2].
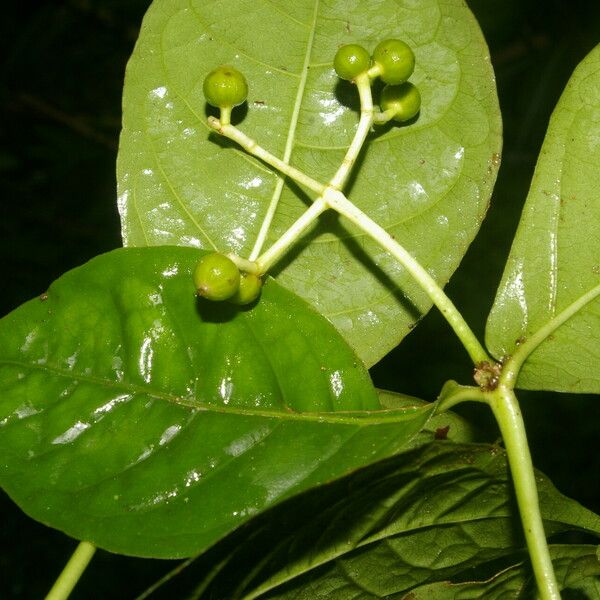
[193, 253, 262, 305]
[196, 38, 421, 305]
[334, 39, 421, 123]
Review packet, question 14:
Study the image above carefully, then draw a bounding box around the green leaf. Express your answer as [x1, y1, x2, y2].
[404, 546, 600, 599]
[117, 0, 501, 366]
[0, 246, 434, 559]
[486, 45, 600, 392]
[377, 388, 476, 445]
[139, 443, 600, 598]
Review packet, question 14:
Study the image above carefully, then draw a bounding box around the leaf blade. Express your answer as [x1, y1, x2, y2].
[486, 45, 600, 392]
[401, 545, 600, 599]
[117, 0, 501, 366]
[134, 442, 600, 599]
[0, 246, 433, 558]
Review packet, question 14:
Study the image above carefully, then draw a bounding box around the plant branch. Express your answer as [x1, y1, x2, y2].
[207, 118, 326, 197]
[491, 280, 600, 598]
[488, 386, 561, 600]
[255, 197, 328, 274]
[210, 70, 490, 365]
[435, 382, 488, 413]
[325, 190, 490, 365]
[45, 541, 96, 600]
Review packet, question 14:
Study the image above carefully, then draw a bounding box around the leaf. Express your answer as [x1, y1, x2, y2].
[136, 442, 600, 599]
[0, 246, 434, 559]
[404, 546, 600, 599]
[117, 0, 501, 366]
[486, 45, 600, 392]
[377, 388, 476, 445]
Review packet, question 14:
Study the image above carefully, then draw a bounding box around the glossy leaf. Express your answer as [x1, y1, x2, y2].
[117, 0, 501, 366]
[377, 388, 476, 446]
[0, 246, 435, 559]
[137, 442, 600, 599]
[486, 45, 600, 392]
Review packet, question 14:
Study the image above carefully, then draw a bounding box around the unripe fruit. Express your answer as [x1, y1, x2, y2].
[372, 39, 415, 85]
[203, 65, 248, 108]
[380, 82, 421, 122]
[229, 273, 263, 305]
[333, 44, 371, 80]
[193, 253, 240, 301]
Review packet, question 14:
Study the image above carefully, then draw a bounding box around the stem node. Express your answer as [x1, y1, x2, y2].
[473, 360, 502, 391]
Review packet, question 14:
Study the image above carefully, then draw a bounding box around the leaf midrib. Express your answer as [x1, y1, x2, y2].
[0, 359, 427, 426]
[256, 0, 321, 251]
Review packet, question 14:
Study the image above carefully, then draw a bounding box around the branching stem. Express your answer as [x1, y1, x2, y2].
[436, 379, 560, 598]
[255, 197, 328, 274]
[213, 73, 489, 365]
[326, 190, 490, 365]
[203, 46, 581, 600]
[208, 117, 326, 197]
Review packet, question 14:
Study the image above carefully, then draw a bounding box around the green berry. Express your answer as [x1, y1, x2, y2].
[193, 253, 240, 301]
[203, 65, 248, 108]
[372, 39, 415, 85]
[380, 82, 421, 122]
[229, 273, 263, 306]
[333, 44, 371, 80]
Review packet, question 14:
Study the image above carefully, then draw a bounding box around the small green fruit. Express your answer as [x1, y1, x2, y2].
[380, 82, 421, 122]
[203, 65, 248, 108]
[372, 39, 415, 85]
[229, 273, 263, 305]
[333, 44, 371, 80]
[193, 253, 240, 301]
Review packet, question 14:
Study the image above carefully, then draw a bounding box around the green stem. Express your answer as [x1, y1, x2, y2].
[373, 107, 397, 125]
[329, 73, 374, 191]
[325, 189, 490, 365]
[488, 386, 560, 600]
[367, 63, 382, 80]
[435, 383, 488, 413]
[255, 197, 328, 274]
[478, 282, 600, 599]
[45, 541, 96, 600]
[219, 106, 232, 126]
[210, 71, 489, 364]
[208, 117, 326, 194]
[207, 117, 326, 197]
[226, 252, 260, 275]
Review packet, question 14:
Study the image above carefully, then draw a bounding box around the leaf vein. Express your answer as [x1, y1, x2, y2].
[187, 0, 301, 78]
[0, 360, 403, 425]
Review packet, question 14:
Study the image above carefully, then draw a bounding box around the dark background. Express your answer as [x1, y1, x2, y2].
[1, 0, 599, 597]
